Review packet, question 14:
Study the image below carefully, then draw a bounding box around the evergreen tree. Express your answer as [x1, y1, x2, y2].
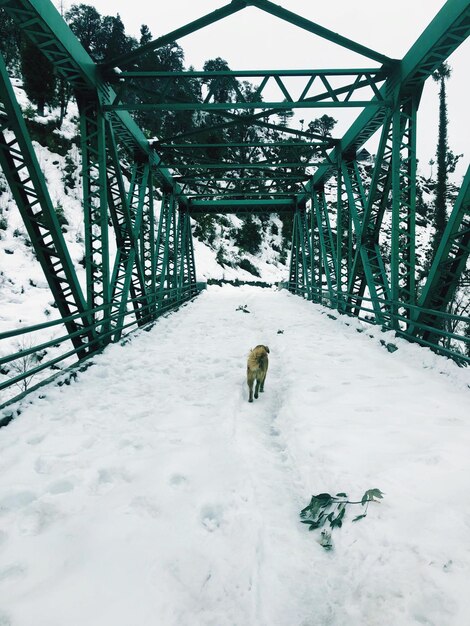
[0, 9, 21, 73]
[65, 4, 103, 60]
[100, 14, 136, 63]
[431, 62, 451, 256]
[277, 99, 294, 127]
[203, 57, 234, 103]
[20, 37, 56, 116]
[234, 215, 262, 254]
[308, 114, 337, 139]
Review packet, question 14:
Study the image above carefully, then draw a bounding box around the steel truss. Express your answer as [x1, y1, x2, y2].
[286, 0, 469, 362]
[0, 0, 469, 409]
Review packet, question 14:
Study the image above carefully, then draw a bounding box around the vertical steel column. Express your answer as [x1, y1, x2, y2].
[144, 176, 156, 308]
[288, 209, 309, 297]
[127, 160, 151, 321]
[177, 211, 198, 301]
[155, 192, 178, 310]
[391, 93, 418, 329]
[79, 95, 110, 337]
[139, 170, 154, 300]
[346, 115, 393, 321]
[106, 126, 150, 339]
[310, 189, 322, 303]
[335, 162, 350, 312]
[312, 187, 338, 307]
[343, 160, 391, 323]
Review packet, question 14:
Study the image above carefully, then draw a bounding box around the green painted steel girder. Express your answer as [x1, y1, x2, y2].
[0, 0, 186, 198]
[106, 101, 387, 112]
[160, 162, 321, 170]
[101, 0, 392, 70]
[119, 69, 388, 79]
[248, 0, 394, 65]
[155, 142, 333, 149]
[309, 0, 470, 191]
[186, 192, 301, 199]
[117, 70, 386, 109]
[175, 175, 310, 182]
[187, 198, 299, 214]
[101, 0, 249, 70]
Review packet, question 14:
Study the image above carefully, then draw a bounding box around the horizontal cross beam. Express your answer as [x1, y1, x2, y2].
[186, 198, 300, 213]
[153, 141, 334, 149]
[185, 191, 303, 198]
[106, 101, 387, 112]
[160, 162, 321, 170]
[118, 68, 388, 78]
[175, 175, 311, 182]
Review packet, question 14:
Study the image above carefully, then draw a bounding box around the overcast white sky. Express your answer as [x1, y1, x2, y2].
[59, 0, 468, 180]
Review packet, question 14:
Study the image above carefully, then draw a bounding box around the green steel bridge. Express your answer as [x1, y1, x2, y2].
[0, 0, 469, 412]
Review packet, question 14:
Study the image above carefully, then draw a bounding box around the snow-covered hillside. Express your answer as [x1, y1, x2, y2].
[0, 285, 469, 626]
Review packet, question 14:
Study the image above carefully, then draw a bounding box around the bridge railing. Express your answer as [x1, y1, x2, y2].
[0, 283, 199, 411]
[283, 281, 470, 365]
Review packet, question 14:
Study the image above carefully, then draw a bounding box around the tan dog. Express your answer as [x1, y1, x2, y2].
[247, 345, 270, 403]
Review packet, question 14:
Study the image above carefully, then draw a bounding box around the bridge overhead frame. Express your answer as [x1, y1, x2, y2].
[0, 0, 469, 408]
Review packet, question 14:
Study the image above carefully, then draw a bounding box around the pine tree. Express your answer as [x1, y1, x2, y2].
[431, 62, 451, 257]
[0, 9, 21, 73]
[20, 37, 56, 116]
[65, 4, 103, 60]
[308, 114, 337, 139]
[277, 99, 294, 127]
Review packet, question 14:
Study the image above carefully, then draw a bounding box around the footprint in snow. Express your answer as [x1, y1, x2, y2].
[26, 434, 45, 446]
[0, 491, 36, 513]
[200, 504, 224, 532]
[46, 479, 75, 495]
[0, 563, 28, 583]
[169, 473, 188, 487]
[129, 496, 160, 519]
[18, 502, 61, 536]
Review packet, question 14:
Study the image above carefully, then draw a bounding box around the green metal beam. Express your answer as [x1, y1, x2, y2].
[101, 0, 250, 70]
[176, 175, 310, 182]
[0, 0, 185, 197]
[105, 101, 387, 112]
[187, 198, 298, 213]
[309, 0, 470, 191]
[248, 0, 394, 65]
[186, 192, 301, 199]
[119, 68, 388, 79]
[161, 162, 321, 170]
[156, 142, 332, 149]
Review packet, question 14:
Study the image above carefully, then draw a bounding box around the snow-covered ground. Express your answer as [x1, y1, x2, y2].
[1, 285, 469, 626]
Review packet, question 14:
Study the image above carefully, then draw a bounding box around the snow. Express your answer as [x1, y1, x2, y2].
[1, 285, 470, 626]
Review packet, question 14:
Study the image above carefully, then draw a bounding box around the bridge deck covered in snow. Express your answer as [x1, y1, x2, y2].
[1, 285, 469, 626]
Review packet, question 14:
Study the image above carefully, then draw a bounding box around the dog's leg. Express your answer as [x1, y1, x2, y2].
[259, 371, 266, 393]
[254, 376, 260, 400]
[247, 371, 254, 403]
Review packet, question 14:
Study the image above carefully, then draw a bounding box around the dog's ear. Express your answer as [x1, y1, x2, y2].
[264, 345, 270, 353]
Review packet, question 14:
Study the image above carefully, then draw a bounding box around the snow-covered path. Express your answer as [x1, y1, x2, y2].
[1, 286, 470, 626]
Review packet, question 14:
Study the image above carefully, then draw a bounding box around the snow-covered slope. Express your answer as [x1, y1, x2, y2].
[0, 285, 469, 626]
